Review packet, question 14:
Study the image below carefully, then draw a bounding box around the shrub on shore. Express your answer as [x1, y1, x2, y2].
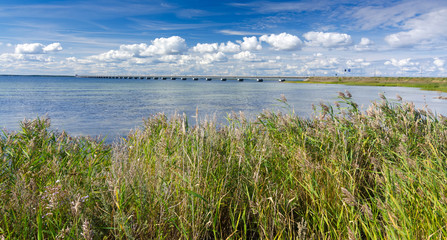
[1, 94, 446, 239]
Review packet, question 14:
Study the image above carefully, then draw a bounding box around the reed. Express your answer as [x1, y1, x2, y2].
[1, 93, 446, 239]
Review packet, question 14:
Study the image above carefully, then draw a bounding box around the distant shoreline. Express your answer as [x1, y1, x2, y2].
[290, 76, 447, 93]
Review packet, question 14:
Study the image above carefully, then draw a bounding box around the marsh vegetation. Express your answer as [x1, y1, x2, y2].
[300, 76, 447, 93]
[1, 93, 446, 239]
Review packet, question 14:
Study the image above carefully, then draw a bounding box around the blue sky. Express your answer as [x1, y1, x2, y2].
[0, 0, 446, 76]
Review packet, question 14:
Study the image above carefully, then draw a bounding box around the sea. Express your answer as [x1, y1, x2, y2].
[1, 75, 446, 142]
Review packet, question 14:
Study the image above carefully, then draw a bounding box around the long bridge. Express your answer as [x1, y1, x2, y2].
[76, 75, 309, 82]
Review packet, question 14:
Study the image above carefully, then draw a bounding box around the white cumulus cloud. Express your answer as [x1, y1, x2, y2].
[384, 58, 417, 67]
[200, 52, 227, 64]
[158, 55, 180, 63]
[354, 38, 375, 51]
[91, 49, 134, 62]
[192, 43, 218, 53]
[346, 58, 371, 67]
[238, 36, 262, 51]
[306, 57, 339, 69]
[43, 43, 63, 53]
[0, 53, 54, 62]
[385, 8, 447, 47]
[260, 32, 302, 51]
[434, 57, 445, 67]
[90, 36, 187, 62]
[15, 43, 44, 54]
[303, 32, 352, 48]
[384, 58, 419, 72]
[233, 51, 259, 61]
[191, 41, 240, 53]
[218, 41, 241, 53]
[141, 36, 187, 56]
[92, 43, 149, 61]
[15, 43, 63, 54]
[119, 43, 148, 57]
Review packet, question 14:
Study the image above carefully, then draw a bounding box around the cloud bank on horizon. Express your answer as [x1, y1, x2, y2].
[0, 0, 446, 77]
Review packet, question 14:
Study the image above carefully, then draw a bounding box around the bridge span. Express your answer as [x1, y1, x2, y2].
[76, 75, 309, 82]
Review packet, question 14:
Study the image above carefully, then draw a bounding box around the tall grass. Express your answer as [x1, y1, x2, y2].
[1, 93, 446, 239]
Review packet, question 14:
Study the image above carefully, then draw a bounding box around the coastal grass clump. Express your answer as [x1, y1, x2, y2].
[1, 93, 447, 239]
[0, 118, 111, 239]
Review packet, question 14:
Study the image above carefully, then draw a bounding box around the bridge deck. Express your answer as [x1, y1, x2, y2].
[76, 75, 309, 80]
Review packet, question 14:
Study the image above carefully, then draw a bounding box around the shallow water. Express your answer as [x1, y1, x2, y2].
[1, 75, 445, 140]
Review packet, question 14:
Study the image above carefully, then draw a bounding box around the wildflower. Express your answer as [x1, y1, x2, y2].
[41, 185, 65, 211]
[80, 195, 89, 202]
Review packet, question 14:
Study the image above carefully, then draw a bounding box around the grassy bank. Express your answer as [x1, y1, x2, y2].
[1, 94, 447, 239]
[296, 76, 447, 93]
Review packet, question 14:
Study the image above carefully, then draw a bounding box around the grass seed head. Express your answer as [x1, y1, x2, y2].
[341, 187, 357, 207]
[361, 204, 373, 220]
[345, 90, 352, 98]
[81, 219, 93, 240]
[347, 226, 356, 240]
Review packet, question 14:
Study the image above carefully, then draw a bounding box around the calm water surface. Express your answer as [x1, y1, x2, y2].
[1, 76, 446, 141]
